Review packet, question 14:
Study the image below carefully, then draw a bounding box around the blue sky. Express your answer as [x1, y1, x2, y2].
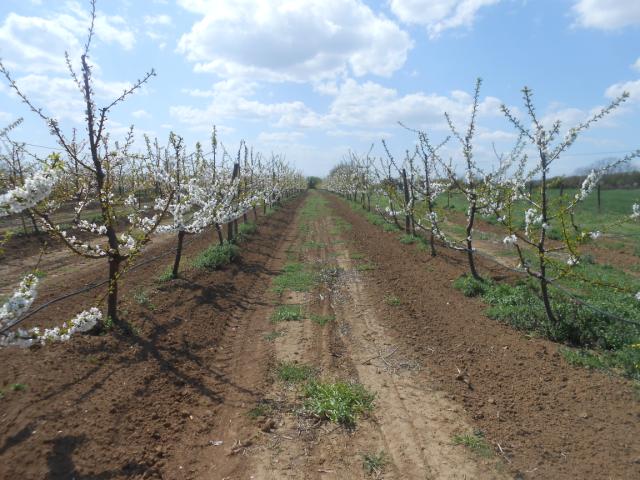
[0, 0, 639, 176]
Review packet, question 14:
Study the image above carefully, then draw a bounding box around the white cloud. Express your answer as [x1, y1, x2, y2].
[258, 131, 305, 143]
[171, 77, 504, 136]
[634, 57, 640, 72]
[572, 0, 640, 30]
[389, 0, 500, 38]
[4, 74, 133, 122]
[0, 6, 135, 75]
[606, 79, 640, 102]
[0, 111, 13, 122]
[320, 79, 503, 131]
[132, 109, 152, 119]
[0, 12, 81, 73]
[144, 14, 172, 26]
[176, 0, 412, 81]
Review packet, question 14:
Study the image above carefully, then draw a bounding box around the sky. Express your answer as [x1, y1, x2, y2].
[0, 0, 639, 177]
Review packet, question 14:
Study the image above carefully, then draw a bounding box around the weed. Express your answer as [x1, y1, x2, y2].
[303, 240, 326, 250]
[264, 330, 284, 341]
[453, 274, 489, 298]
[383, 223, 400, 232]
[276, 361, 316, 383]
[272, 262, 316, 294]
[10, 383, 27, 392]
[236, 222, 257, 243]
[452, 431, 493, 458]
[304, 381, 374, 426]
[349, 252, 365, 260]
[133, 289, 155, 310]
[310, 313, 335, 326]
[271, 305, 304, 323]
[385, 295, 401, 306]
[362, 451, 387, 477]
[192, 241, 239, 270]
[157, 266, 175, 282]
[102, 316, 115, 332]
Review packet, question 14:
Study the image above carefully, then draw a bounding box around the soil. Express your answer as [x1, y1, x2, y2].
[0, 191, 638, 479]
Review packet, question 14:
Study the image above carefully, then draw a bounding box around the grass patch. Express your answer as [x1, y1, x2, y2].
[310, 313, 335, 326]
[399, 234, 418, 244]
[276, 361, 316, 383]
[192, 241, 239, 270]
[157, 266, 175, 282]
[384, 295, 401, 306]
[264, 330, 284, 341]
[349, 252, 365, 260]
[356, 262, 376, 272]
[271, 304, 304, 323]
[362, 452, 388, 477]
[304, 381, 374, 426]
[236, 221, 257, 243]
[10, 383, 27, 392]
[383, 223, 400, 232]
[452, 432, 493, 458]
[272, 262, 317, 294]
[333, 218, 352, 233]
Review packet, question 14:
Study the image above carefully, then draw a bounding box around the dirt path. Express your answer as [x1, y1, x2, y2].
[208, 192, 505, 479]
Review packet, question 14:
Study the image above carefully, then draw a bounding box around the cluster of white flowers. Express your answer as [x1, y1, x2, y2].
[567, 256, 579, 266]
[1, 308, 102, 348]
[589, 231, 602, 240]
[503, 234, 518, 246]
[0, 274, 39, 331]
[76, 219, 108, 235]
[575, 169, 602, 202]
[0, 168, 58, 217]
[635, 292, 640, 302]
[524, 208, 543, 235]
[632, 203, 640, 220]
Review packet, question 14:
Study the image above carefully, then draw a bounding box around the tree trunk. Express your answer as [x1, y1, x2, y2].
[172, 230, 186, 278]
[466, 202, 481, 280]
[227, 221, 234, 242]
[107, 256, 121, 323]
[402, 169, 411, 234]
[215, 223, 224, 246]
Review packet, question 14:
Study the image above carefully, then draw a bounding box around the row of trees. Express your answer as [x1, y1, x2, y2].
[325, 78, 640, 326]
[0, 1, 305, 347]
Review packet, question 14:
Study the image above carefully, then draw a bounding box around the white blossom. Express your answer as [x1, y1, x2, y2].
[503, 234, 518, 246]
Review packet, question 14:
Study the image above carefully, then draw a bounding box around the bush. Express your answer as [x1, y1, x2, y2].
[192, 241, 239, 270]
[453, 274, 489, 297]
